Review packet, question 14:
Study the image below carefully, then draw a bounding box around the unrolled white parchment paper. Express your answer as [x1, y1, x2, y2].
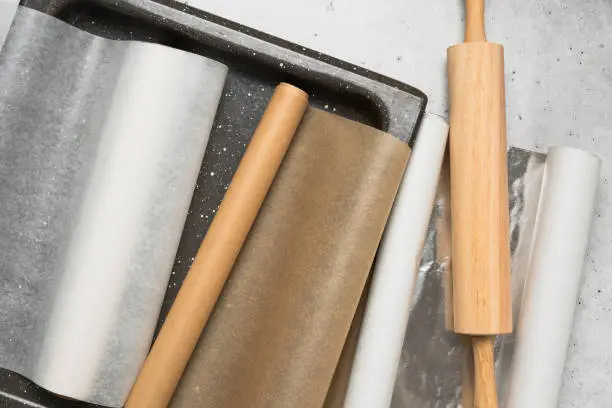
[0, 7, 227, 407]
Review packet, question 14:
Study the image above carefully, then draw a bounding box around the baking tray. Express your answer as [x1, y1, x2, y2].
[0, 0, 426, 406]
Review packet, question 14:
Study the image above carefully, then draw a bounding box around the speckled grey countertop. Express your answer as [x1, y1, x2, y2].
[179, 1, 611, 407]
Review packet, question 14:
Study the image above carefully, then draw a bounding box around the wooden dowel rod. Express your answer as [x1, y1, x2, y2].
[472, 337, 498, 408]
[125, 83, 308, 408]
[465, 0, 486, 42]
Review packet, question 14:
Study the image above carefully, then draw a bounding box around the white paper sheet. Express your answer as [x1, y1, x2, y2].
[0, 7, 227, 407]
[0, 0, 17, 49]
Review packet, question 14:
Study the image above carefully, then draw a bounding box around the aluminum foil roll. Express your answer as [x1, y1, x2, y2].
[391, 147, 548, 408]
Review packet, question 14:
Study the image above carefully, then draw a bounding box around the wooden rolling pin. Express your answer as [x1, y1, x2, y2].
[447, 0, 511, 407]
[125, 83, 308, 408]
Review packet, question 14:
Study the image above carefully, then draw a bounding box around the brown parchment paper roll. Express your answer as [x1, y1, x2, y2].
[322, 288, 369, 408]
[170, 108, 410, 408]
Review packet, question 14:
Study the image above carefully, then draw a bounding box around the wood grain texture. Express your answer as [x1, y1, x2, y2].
[447, 42, 511, 335]
[472, 337, 498, 408]
[465, 0, 486, 42]
[449, 1, 510, 407]
[124, 83, 308, 408]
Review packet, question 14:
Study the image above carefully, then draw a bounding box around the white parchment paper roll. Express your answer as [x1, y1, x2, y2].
[504, 146, 600, 408]
[342, 114, 449, 408]
[0, 8, 227, 407]
[0, 0, 17, 49]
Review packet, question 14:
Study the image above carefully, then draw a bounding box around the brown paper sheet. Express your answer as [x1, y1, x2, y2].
[322, 287, 369, 408]
[170, 108, 410, 408]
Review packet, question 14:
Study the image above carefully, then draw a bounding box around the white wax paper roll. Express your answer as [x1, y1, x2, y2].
[0, 7, 227, 407]
[0, 0, 17, 49]
[504, 147, 600, 408]
[343, 114, 449, 408]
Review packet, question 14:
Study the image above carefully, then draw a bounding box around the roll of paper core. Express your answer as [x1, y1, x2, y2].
[505, 147, 600, 408]
[125, 83, 308, 408]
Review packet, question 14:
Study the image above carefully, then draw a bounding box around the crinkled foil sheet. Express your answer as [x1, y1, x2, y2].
[392, 147, 546, 408]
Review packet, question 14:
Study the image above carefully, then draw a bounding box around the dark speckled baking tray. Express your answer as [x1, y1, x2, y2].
[0, 0, 426, 406]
